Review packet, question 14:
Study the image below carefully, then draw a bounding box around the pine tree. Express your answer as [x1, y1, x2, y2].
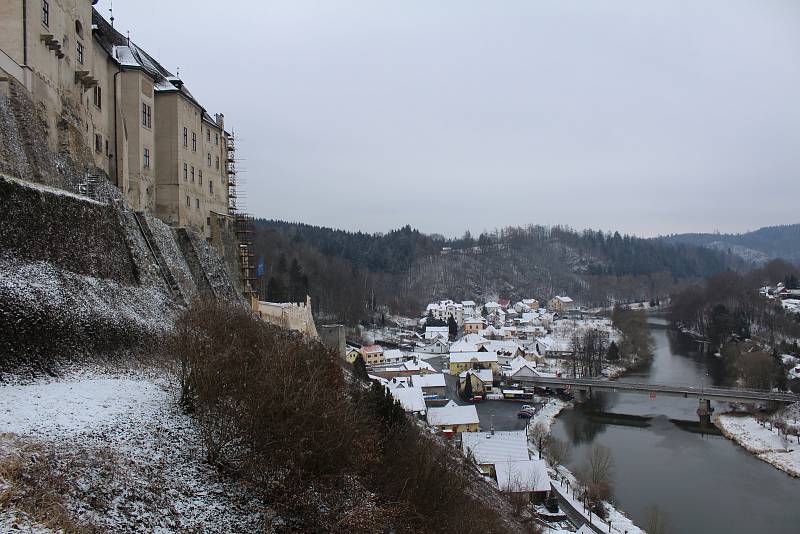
[462, 372, 473, 399]
[607, 341, 620, 362]
[353, 355, 368, 381]
[448, 316, 458, 339]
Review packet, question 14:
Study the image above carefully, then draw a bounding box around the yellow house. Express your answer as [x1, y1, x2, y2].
[345, 346, 361, 364]
[448, 351, 498, 374]
[427, 405, 480, 436]
[463, 317, 485, 335]
[548, 296, 574, 312]
[361, 344, 384, 366]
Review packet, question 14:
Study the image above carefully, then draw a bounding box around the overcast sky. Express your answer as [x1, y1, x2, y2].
[97, 0, 800, 238]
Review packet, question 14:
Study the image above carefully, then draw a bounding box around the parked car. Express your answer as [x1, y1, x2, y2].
[517, 409, 533, 419]
[520, 404, 533, 411]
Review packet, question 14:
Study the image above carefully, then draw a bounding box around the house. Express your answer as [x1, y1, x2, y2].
[498, 298, 511, 310]
[345, 346, 362, 364]
[390, 387, 427, 414]
[450, 333, 490, 353]
[463, 317, 486, 335]
[426, 405, 480, 436]
[483, 301, 501, 314]
[425, 300, 465, 325]
[361, 345, 385, 366]
[384, 376, 411, 389]
[461, 431, 530, 476]
[507, 356, 539, 380]
[410, 373, 447, 397]
[383, 349, 405, 364]
[494, 460, 550, 502]
[425, 326, 450, 341]
[459, 368, 494, 397]
[548, 296, 575, 312]
[448, 351, 498, 374]
[461, 300, 477, 317]
[416, 338, 449, 354]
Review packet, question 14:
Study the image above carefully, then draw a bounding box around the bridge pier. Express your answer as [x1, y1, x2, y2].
[697, 398, 714, 425]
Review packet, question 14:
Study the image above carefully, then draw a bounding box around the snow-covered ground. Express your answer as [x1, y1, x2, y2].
[716, 413, 800, 478]
[530, 398, 570, 433]
[0, 367, 264, 532]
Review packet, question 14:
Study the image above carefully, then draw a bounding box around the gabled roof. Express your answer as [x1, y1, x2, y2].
[361, 344, 383, 354]
[410, 374, 446, 388]
[427, 405, 479, 426]
[494, 460, 550, 493]
[390, 387, 426, 413]
[462, 431, 530, 464]
[449, 351, 498, 364]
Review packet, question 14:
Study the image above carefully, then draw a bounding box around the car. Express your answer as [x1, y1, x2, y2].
[520, 404, 533, 411]
[517, 410, 533, 419]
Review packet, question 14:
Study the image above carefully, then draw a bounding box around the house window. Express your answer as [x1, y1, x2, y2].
[206, 129, 211, 142]
[185, 195, 190, 207]
[93, 86, 102, 109]
[198, 170, 203, 185]
[182, 127, 188, 147]
[76, 41, 84, 64]
[192, 132, 197, 152]
[141, 103, 152, 128]
[143, 147, 150, 168]
[42, 1, 49, 27]
[183, 162, 188, 180]
[195, 198, 200, 208]
[209, 180, 213, 194]
[94, 133, 102, 153]
[215, 156, 219, 170]
[191, 166, 195, 182]
[207, 153, 211, 167]
[214, 133, 219, 145]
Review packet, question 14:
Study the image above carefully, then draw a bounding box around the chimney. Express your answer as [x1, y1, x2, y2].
[215, 113, 225, 129]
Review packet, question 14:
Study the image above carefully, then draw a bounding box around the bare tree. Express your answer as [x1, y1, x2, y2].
[529, 421, 550, 460]
[545, 436, 572, 467]
[578, 444, 614, 503]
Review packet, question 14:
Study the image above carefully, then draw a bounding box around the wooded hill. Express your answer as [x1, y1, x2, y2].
[661, 224, 800, 265]
[252, 220, 746, 325]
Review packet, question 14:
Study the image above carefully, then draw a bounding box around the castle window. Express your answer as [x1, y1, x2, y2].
[207, 153, 211, 167]
[195, 198, 200, 208]
[95, 134, 102, 153]
[214, 133, 219, 145]
[198, 170, 203, 185]
[209, 180, 213, 194]
[182, 127, 188, 147]
[183, 163, 188, 180]
[75, 20, 84, 38]
[141, 103, 152, 128]
[191, 166, 195, 182]
[93, 86, 102, 109]
[186, 195, 190, 207]
[143, 148, 151, 168]
[76, 41, 84, 64]
[192, 132, 197, 152]
[215, 156, 219, 170]
[206, 129, 211, 142]
[42, 1, 49, 27]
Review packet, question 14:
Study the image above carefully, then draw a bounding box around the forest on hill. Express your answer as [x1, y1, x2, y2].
[251, 220, 745, 325]
[661, 224, 800, 265]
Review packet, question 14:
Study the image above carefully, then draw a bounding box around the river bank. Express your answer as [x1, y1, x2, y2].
[528, 399, 645, 534]
[715, 411, 800, 478]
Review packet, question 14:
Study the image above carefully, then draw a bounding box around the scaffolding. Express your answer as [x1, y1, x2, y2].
[225, 132, 257, 299]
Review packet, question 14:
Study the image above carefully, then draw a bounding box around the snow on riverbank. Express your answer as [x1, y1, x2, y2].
[716, 413, 800, 478]
[530, 398, 570, 433]
[0, 367, 264, 532]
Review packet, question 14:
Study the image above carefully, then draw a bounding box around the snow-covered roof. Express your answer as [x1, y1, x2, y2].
[385, 376, 411, 389]
[462, 431, 530, 464]
[510, 356, 537, 373]
[459, 368, 494, 384]
[390, 387, 426, 413]
[362, 344, 383, 354]
[383, 349, 404, 360]
[426, 326, 449, 332]
[427, 405, 480, 426]
[449, 351, 498, 364]
[553, 296, 574, 303]
[494, 460, 550, 492]
[410, 373, 446, 388]
[462, 300, 476, 306]
[403, 359, 435, 372]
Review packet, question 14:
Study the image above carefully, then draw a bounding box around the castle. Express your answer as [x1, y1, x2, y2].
[0, 0, 236, 240]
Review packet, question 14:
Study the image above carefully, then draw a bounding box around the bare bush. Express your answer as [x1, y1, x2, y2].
[577, 444, 614, 503]
[545, 436, 572, 467]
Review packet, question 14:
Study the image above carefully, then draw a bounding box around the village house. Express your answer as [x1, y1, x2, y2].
[382, 348, 405, 364]
[361, 344, 385, 366]
[425, 300, 465, 325]
[424, 326, 450, 341]
[389, 387, 427, 415]
[459, 368, 494, 397]
[415, 337, 449, 354]
[548, 295, 575, 313]
[448, 351, 498, 374]
[463, 317, 486, 335]
[494, 459, 551, 502]
[504, 356, 540, 380]
[426, 404, 480, 436]
[410, 373, 447, 398]
[461, 300, 477, 317]
[461, 431, 530, 477]
[345, 345, 362, 364]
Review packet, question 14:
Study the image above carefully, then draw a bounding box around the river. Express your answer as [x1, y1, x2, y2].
[549, 317, 800, 534]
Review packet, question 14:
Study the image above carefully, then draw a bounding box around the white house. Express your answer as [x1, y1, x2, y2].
[416, 338, 449, 354]
[390, 387, 427, 414]
[494, 459, 550, 496]
[426, 404, 480, 435]
[383, 349, 406, 364]
[461, 431, 530, 475]
[425, 326, 450, 341]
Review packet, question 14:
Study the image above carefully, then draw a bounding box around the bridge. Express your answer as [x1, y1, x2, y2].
[515, 376, 800, 421]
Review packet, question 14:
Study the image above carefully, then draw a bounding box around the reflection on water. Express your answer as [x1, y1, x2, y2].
[549, 319, 800, 534]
